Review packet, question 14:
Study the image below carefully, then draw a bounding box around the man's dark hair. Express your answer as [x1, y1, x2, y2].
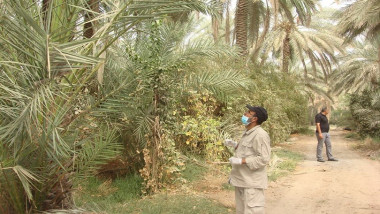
[321, 106, 328, 113]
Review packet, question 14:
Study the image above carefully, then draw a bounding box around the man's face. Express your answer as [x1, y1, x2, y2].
[244, 110, 257, 123]
[323, 109, 330, 115]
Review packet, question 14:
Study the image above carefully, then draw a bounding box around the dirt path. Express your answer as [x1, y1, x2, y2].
[266, 129, 380, 214]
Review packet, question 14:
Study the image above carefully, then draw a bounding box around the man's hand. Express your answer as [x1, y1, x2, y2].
[318, 133, 323, 139]
[224, 139, 238, 148]
[229, 157, 242, 165]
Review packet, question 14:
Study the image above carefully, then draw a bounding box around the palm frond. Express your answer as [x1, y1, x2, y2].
[185, 68, 250, 102]
[75, 127, 123, 178]
[336, 0, 380, 42]
[331, 41, 378, 94]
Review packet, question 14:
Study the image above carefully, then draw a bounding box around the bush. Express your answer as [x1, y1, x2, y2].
[330, 95, 356, 129]
[172, 90, 231, 161]
[349, 89, 380, 138]
[224, 71, 310, 145]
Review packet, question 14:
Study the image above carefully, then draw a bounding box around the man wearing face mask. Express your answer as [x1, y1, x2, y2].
[224, 105, 270, 214]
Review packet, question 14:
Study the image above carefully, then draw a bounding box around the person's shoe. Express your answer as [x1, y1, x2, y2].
[328, 158, 338, 161]
[317, 159, 325, 162]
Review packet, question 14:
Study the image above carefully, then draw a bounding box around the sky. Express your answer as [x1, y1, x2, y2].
[229, 0, 347, 11]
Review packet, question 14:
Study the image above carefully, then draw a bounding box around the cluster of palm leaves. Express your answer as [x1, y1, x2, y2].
[332, 0, 380, 134]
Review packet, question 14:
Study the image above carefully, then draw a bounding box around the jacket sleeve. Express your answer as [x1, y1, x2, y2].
[245, 132, 271, 170]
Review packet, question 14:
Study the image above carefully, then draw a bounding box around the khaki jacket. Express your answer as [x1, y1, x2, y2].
[229, 125, 271, 188]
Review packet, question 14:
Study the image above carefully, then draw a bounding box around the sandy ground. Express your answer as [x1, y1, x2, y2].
[198, 129, 380, 214]
[266, 129, 380, 214]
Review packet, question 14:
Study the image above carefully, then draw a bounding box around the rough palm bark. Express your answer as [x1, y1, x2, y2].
[378, 44, 380, 73]
[212, 16, 219, 43]
[235, 0, 248, 55]
[282, 22, 292, 73]
[225, 0, 231, 45]
[84, 0, 99, 39]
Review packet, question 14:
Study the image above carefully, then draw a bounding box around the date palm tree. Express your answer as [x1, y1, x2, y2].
[336, 0, 380, 68]
[332, 41, 379, 94]
[0, 0, 221, 212]
[259, 22, 344, 75]
[235, 0, 318, 56]
[97, 17, 247, 193]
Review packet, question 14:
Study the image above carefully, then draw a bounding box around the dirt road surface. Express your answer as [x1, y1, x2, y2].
[266, 129, 380, 214]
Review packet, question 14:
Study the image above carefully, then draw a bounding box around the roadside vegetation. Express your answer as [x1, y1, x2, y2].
[72, 148, 303, 213]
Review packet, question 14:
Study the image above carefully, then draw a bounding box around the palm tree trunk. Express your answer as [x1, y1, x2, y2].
[235, 0, 248, 55]
[212, 17, 219, 43]
[225, 0, 231, 45]
[281, 22, 293, 73]
[282, 32, 290, 73]
[378, 44, 380, 74]
[84, 0, 99, 39]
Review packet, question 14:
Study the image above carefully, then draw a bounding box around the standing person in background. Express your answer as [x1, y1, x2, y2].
[315, 107, 338, 162]
[224, 105, 270, 214]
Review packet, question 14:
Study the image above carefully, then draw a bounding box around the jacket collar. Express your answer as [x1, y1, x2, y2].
[244, 125, 261, 135]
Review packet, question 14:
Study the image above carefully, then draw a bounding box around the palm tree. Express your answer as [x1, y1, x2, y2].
[97, 17, 247, 193]
[336, 0, 380, 67]
[332, 41, 379, 94]
[0, 0, 222, 212]
[235, 0, 318, 57]
[259, 22, 344, 75]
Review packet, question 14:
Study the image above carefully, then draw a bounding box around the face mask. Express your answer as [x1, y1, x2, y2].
[241, 115, 250, 125]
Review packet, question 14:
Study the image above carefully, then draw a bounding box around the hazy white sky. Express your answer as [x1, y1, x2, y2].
[230, 0, 346, 10]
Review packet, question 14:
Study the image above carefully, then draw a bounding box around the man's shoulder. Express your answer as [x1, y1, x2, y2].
[256, 126, 269, 137]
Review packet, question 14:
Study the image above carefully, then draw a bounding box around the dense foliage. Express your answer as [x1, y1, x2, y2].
[349, 90, 380, 138]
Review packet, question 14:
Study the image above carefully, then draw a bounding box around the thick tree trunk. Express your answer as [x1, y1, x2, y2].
[235, 0, 248, 55]
[282, 22, 292, 73]
[212, 17, 219, 43]
[378, 44, 380, 74]
[84, 0, 99, 39]
[282, 35, 290, 73]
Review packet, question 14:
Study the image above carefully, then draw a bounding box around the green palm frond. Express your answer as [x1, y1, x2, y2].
[0, 165, 41, 201]
[75, 127, 123, 177]
[247, 0, 265, 43]
[192, 68, 250, 100]
[259, 22, 343, 78]
[331, 41, 378, 94]
[336, 0, 380, 42]
[304, 82, 334, 103]
[133, 114, 154, 146]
